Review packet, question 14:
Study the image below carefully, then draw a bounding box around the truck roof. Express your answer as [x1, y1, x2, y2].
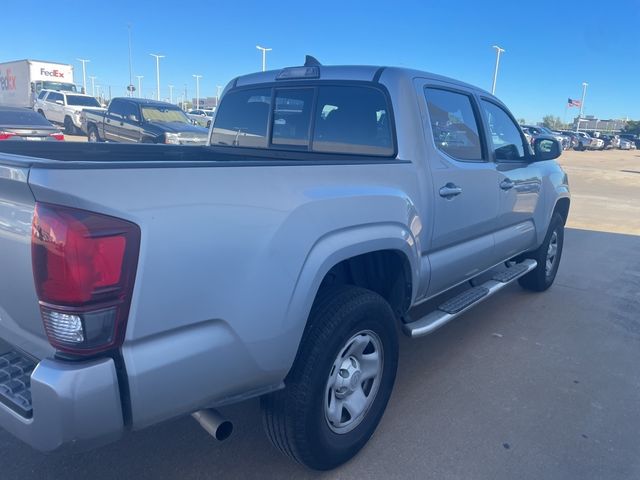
[0, 59, 74, 66]
[234, 64, 493, 97]
[109, 97, 179, 107]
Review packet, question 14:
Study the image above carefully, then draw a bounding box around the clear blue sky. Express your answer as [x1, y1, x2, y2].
[3, 0, 639, 122]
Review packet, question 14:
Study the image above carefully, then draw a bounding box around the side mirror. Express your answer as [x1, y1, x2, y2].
[532, 137, 561, 161]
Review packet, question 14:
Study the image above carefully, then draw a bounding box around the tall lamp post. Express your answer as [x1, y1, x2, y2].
[256, 45, 272, 72]
[491, 45, 505, 95]
[192, 74, 202, 109]
[168, 84, 174, 104]
[150, 54, 165, 100]
[136, 75, 144, 98]
[88, 76, 97, 97]
[576, 82, 588, 132]
[77, 58, 90, 94]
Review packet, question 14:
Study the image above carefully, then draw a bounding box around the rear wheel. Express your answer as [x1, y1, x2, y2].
[518, 213, 565, 292]
[262, 286, 398, 470]
[87, 125, 100, 143]
[64, 116, 76, 135]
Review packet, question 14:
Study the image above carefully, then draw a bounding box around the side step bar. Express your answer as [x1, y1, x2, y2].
[403, 259, 537, 338]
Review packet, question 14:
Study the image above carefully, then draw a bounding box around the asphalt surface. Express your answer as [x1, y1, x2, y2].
[1, 149, 639, 479]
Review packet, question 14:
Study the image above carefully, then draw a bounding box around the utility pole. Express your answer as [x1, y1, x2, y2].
[168, 84, 174, 104]
[491, 45, 505, 95]
[256, 45, 272, 72]
[77, 58, 90, 94]
[88, 76, 97, 97]
[136, 76, 144, 98]
[127, 24, 134, 97]
[193, 75, 202, 109]
[150, 54, 165, 101]
[576, 82, 588, 132]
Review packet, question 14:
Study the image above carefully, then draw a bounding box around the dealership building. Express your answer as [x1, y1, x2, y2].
[573, 116, 627, 132]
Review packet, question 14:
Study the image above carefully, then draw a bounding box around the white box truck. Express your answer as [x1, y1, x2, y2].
[0, 59, 77, 108]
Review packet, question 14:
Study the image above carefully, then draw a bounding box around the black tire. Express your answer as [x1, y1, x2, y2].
[87, 125, 101, 143]
[262, 286, 398, 470]
[64, 116, 76, 135]
[518, 213, 565, 292]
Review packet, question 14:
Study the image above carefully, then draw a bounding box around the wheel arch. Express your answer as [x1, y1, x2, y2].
[281, 223, 419, 375]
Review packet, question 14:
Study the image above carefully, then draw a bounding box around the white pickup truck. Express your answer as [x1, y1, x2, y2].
[0, 60, 569, 470]
[33, 90, 103, 134]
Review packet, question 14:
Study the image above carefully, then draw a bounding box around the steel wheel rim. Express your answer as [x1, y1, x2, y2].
[324, 330, 383, 434]
[89, 131, 97, 142]
[546, 230, 558, 276]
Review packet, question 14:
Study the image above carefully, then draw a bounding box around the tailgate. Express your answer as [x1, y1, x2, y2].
[0, 161, 53, 360]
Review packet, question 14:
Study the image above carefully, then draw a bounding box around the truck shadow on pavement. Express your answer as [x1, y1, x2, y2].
[1, 228, 639, 480]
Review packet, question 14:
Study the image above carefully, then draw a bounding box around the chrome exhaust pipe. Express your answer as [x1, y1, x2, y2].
[192, 409, 233, 441]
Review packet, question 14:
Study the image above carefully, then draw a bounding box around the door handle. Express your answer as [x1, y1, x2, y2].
[120, 121, 124, 126]
[500, 179, 515, 190]
[106, 119, 111, 124]
[439, 183, 463, 199]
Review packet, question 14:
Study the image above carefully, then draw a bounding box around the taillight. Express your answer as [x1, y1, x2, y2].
[0, 131, 17, 140]
[31, 203, 140, 355]
[50, 132, 65, 141]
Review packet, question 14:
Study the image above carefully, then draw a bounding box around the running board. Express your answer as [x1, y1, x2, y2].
[403, 259, 537, 338]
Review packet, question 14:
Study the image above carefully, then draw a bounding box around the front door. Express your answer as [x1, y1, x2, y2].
[418, 82, 500, 297]
[478, 99, 542, 259]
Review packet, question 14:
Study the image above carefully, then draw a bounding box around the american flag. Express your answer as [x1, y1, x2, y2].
[567, 98, 581, 108]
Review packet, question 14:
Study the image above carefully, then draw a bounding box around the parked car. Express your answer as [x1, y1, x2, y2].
[0, 106, 64, 141]
[618, 133, 640, 149]
[81, 97, 209, 144]
[188, 109, 216, 128]
[522, 125, 570, 150]
[0, 62, 569, 471]
[597, 134, 617, 150]
[34, 90, 103, 134]
[619, 137, 635, 150]
[565, 131, 604, 151]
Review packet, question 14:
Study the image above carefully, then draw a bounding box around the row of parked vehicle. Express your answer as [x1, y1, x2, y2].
[521, 124, 637, 152]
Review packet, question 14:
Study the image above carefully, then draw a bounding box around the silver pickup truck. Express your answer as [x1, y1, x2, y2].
[0, 61, 569, 470]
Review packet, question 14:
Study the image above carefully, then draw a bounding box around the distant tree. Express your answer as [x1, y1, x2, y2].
[517, 117, 526, 125]
[622, 120, 640, 136]
[541, 115, 563, 130]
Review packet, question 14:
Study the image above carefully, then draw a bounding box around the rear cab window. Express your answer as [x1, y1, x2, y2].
[211, 84, 394, 157]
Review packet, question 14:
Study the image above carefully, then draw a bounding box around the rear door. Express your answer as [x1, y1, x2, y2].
[478, 98, 541, 258]
[45, 92, 64, 123]
[104, 99, 126, 142]
[417, 81, 501, 297]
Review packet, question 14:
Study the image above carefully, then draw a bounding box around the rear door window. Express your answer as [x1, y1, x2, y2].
[424, 87, 483, 161]
[210, 88, 271, 148]
[312, 86, 393, 156]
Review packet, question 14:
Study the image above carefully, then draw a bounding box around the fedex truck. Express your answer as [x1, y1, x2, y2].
[0, 59, 77, 108]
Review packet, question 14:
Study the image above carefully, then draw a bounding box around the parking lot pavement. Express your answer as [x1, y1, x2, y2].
[1, 150, 639, 479]
[64, 134, 87, 142]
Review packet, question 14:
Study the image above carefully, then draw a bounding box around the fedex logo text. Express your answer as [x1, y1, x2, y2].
[0, 69, 17, 91]
[40, 68, 65, 78]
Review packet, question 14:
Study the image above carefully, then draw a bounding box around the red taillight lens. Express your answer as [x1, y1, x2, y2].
[50, 133, 65, 141]
[0, 131, 17, 140]
[31, 203, 140, 355]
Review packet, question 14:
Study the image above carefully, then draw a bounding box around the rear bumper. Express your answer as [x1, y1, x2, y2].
[0, 346, 124, 452]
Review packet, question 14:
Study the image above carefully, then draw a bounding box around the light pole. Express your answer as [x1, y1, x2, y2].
[136, 75, 143, 98]
[88, 76, 97, 97]
[216, 85, 222, 107]
[77, 58, 90, 94]
[576, 82, 588, 132]
[168, 84, 174, 104]
[150, 54, 165, 101]
[193, 74, 202, 109]
[256, 45, 272, 72]
[491, 45, 505, 95]
[127, 25, 134, 97]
